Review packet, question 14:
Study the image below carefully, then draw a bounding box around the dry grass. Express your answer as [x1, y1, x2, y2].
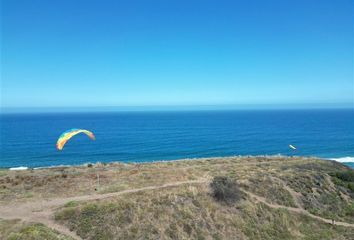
[279, 163, 354, 223]
[54, 182, 353, 240]
[0, 156, 290, 202]
[0, 219, 74, 240]
[1, 156, 353, 239]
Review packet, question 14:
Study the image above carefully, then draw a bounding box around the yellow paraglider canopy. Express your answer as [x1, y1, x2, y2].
[56, 129, 95, 150]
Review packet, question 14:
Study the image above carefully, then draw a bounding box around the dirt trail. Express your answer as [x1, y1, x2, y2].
[1, 158, 352, 239]
[0, 180, 206, 240]
[273, 177, 303, 208]
[268, 177, 354, 227]
[243, 190, 354, 228]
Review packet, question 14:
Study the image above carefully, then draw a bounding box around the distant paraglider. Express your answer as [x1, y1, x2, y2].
[289, 144, 297, 150]
[56, 129, 95, 150]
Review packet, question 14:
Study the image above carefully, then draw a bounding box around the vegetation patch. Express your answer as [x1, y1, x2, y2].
[282, 169, 354, 223]
[55, 182, 353, 240]
[330, 170, 354, 193]
[64, 201, 79, 208]
[1, 157, 354, 239]
[334, 170, 354, 182]
[210, 176, 245, 204]
[0, 220, 74, 240]
[241, 174, 297, 207]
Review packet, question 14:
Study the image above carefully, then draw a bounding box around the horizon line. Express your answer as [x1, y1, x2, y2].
[1, 103, 353, 113]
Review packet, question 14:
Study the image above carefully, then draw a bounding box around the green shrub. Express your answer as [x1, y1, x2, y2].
[7, 223, 73, 240]
[210, 176, 244, 204]
[54, 207, 76, 221]
[64, 200, 79, 208]
[335, 171, 354, 182]
[348, 182, 354, 191]
[344, 203, 354, 217]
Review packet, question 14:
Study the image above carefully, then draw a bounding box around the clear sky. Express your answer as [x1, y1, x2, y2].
[1, 0, 353, 109]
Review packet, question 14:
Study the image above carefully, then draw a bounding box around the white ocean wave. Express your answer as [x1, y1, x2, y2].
[9, 166, 28, 171]
[329, 157, 354, 163]
[34, 164, 73, 170]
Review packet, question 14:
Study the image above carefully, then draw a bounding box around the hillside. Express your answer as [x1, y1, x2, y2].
[0, 156, 353, 239]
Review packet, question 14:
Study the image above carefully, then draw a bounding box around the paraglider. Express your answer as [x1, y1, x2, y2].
[289, 144, 297, 150]
[56, 129, 95, 150]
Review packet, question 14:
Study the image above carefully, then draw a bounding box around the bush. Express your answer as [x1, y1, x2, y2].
[210, 176, 244, 204]
[344, 203, 354, 217]
[64, 200, 79, 208]
[54, 207, 76, 221]
[335, 171, 354, 182]
[7, 223, 72, 240]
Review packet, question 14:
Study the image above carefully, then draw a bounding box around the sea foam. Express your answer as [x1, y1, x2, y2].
[329, 157, 354, 163]
[9, 166, 28, 171]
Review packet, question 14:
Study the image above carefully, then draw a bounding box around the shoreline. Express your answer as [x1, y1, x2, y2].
[3, 154, 354, 171]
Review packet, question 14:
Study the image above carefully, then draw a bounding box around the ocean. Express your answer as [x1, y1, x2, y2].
[0, 109, 353, 169]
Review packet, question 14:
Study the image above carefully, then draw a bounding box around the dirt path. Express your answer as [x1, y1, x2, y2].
[272, 176, 303, 208]
[1, 177, 353, 240]
[266, 177, 354, 227]
[243, 190, 354, 228]
[0, 180, 207, 240]
[1, 158, 352, 238]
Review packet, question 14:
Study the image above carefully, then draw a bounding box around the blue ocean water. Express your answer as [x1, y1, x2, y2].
[0, 109, 353, 168]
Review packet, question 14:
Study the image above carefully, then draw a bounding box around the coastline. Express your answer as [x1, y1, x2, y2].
[3, 155, 354, 171]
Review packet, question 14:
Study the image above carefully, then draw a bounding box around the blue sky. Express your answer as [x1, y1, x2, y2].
[1, 0, 353, 109]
